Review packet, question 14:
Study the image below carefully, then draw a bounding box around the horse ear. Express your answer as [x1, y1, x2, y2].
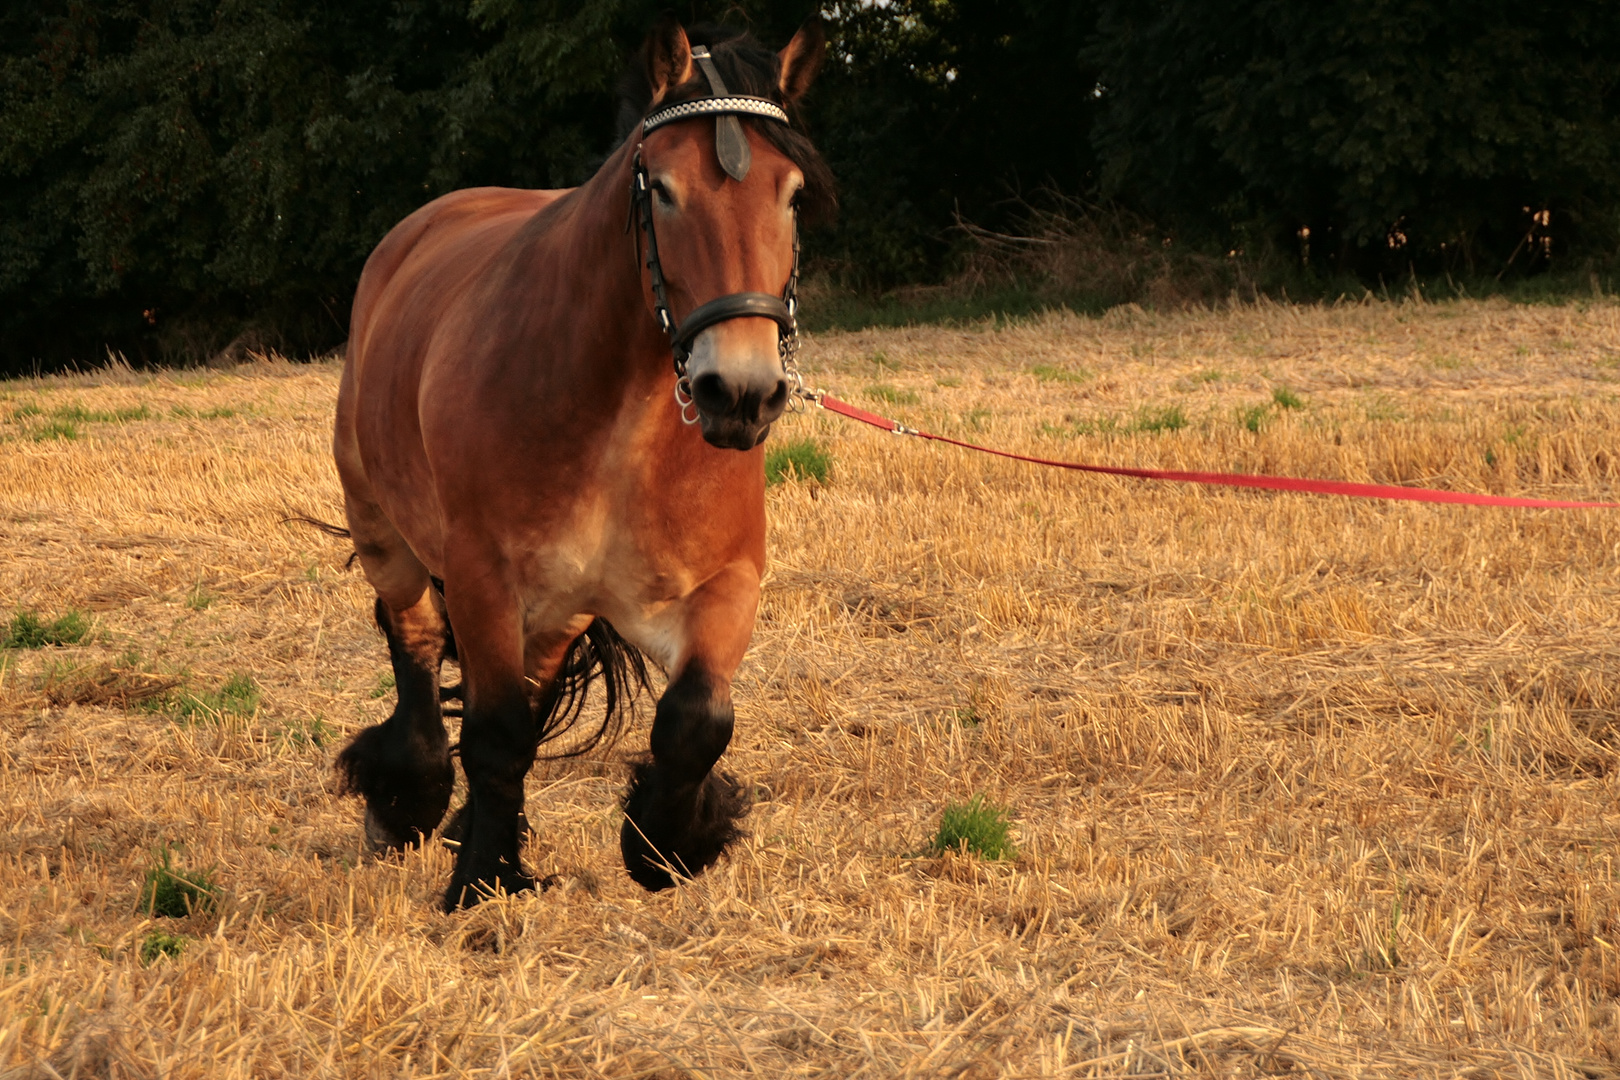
[777, 17, 826, 104]
[646, 16, 692, 106]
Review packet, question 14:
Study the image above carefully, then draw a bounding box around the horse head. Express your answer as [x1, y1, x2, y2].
[627, 18, 833, 450]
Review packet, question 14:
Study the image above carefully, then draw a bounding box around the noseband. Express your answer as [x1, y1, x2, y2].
[629, 46, 802, 424]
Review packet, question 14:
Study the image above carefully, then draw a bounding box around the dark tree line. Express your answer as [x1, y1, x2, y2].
[2, 0, 1616, 370]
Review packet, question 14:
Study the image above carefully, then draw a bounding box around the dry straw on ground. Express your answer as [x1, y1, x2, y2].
[3, 297, 1620, 1077]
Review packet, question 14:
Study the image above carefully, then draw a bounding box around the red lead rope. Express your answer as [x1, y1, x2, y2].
[813, 394, 1619, 510]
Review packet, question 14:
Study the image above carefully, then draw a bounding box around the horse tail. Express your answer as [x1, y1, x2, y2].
[538, 618, 651, 759]
[283, 514, 352, 539]
[283, 515, 361, 568]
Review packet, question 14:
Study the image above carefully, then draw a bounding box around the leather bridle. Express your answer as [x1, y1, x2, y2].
[628, 45, 802, 424]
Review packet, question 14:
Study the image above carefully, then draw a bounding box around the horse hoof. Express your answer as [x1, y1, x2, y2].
[442, 869, 538, 911]
[625, 856, 678, 892]
[364, 805, 416, 854]
[620, 769, 748, 891]
[440, 803, 530, 847]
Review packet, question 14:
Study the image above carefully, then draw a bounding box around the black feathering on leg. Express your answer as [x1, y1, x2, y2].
[442, 617, 650, 909]
[620, 759, 748, 891]
[335, 724, 453, 850]
[619, 665, 748, 891]
[334, 597, 454, 851]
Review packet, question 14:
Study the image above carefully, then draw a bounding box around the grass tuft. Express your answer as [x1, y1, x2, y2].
[864, 383, 920, 406]
[52, 403, 151, 423]
[139, 930, 188, 964]
[1272, 386, 1306, 410]
[32, 419, 80, 441]
[280, 716, 336, 748]
[930, 794, 1017, 861]
[1131, 404, 1188, 433]
[1031, 363, 1090, 384]
[3, 609, 91, 649]
[138, 847, 220, 918]
[765, 438, 832, 486]
[158, 673, 261, 724]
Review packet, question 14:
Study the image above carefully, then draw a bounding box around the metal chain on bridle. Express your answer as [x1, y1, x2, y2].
[628, 45, 803, 425]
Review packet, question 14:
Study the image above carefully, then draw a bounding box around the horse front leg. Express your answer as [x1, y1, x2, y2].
[440, 570, 545, 910]
[621, 565, 758, 891]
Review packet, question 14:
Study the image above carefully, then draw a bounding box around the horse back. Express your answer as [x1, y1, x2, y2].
[350, 186, 568, 364]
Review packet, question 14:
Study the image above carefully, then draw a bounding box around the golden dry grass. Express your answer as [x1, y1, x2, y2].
[4, 297, 1620, 1078]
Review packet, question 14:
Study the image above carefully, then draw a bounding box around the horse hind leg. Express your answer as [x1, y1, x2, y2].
[336, 558, 456, 852]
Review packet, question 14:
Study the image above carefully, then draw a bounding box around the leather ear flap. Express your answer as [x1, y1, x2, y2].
[646, 16, 692, 106]
[777, 17, 826, 104]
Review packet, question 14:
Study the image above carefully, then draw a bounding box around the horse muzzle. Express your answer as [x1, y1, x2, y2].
[685, 326, 791, 450]
[689, 367, 789, 449]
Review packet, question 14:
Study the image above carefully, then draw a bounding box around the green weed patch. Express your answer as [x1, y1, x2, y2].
[930, 794, 1017, 861]
[766, 438, 832, 486]
[3, 610, 91, 649]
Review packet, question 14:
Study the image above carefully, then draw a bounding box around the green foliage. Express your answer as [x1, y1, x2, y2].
[1070, 404, 1190, 437]
[6, 0, 1618, 366]
[159, 673, 261, 724]
[930, 794, 1017, 860]
[1088, 0, 1620, 274]
[139, 930, 187, 964]
[1, 0, 698, 366]
[810, 1, 1098, 288]
[864, 383, 920, 406]
[1131, 405, 1188, 433]
[31, 420, 79, 442]
[1271, 386, 1305, 411]
[3, 610, 90, 649]
[1031, 364, 1091, 384]
[1241, 387, 1307, 431]
[280, 716, 335, 748]
[765, 437, 831, 486]
[139, 847, 219, 918]
[2, 0, 1101, 366]
[369, 672, 396, 699]
[49, 403, 149, 423]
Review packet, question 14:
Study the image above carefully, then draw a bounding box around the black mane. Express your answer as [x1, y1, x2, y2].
[616, 24, 836, 225]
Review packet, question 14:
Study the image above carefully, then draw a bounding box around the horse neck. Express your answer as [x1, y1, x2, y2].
[536, 139, 667, 383]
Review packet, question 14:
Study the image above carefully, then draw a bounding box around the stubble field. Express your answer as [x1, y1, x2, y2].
[4, 297, 1620, 1078]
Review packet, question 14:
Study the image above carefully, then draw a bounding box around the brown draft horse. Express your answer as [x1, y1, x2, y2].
[331, 18, 833, 909]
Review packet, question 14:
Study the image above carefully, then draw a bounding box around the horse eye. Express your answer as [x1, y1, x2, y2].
[650, 180, 672, 205]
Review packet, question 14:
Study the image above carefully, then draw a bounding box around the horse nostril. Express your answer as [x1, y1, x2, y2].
[691, 372, 737, 416]
[762, 378, 789, 417]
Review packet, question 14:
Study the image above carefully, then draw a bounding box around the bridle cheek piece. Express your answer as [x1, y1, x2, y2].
[629, 45, 803, 425]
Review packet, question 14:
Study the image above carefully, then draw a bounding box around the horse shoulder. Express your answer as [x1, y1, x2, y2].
[351, 187, 573, 353]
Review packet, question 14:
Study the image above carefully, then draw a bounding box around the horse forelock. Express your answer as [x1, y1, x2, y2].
[615, 23, 836, 225]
